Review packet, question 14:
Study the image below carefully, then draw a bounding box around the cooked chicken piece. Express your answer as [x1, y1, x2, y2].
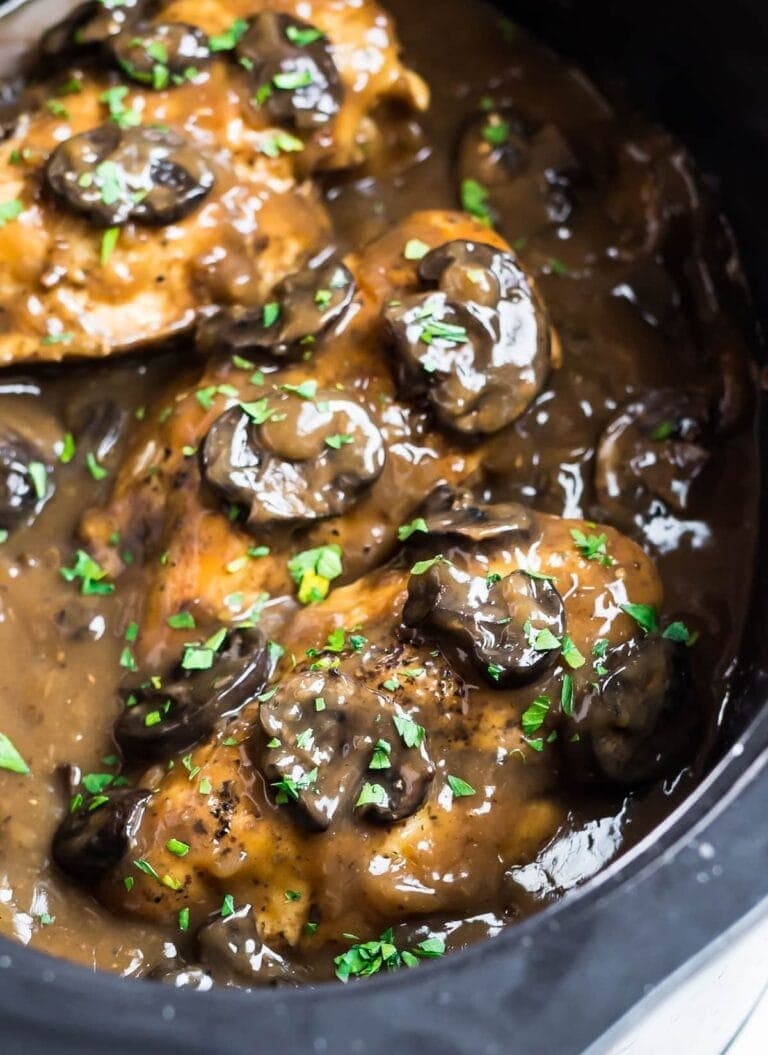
[81, 210, 556, 665]
[0, 0, 427, 364]
[55, 500, 664, 972]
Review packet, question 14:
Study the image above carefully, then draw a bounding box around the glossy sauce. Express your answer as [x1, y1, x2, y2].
[0, 0, 758, 984]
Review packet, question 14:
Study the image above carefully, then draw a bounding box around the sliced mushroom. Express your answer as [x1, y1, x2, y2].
[195, 262, 355, 360]
[562, 635, 688, 784]
[236, 13, 343, 129]
[39, 0, 144, 64]
[384, 240, 551, 434]
[112, 22, 210, 89]
[197, 907, 290, 985]
[254, 666, 435, 831]
[0, 424, 50, 534]
[403, 562, 565, 687]
[594, 389, 712, 530]
[418, 486, 537, 544]
[201, 391, 385, 528]
[45, 123, 215, 227]
[114, 628, 270, 762]
[52, 788, 151, 882]
[457, 105, 578, 234]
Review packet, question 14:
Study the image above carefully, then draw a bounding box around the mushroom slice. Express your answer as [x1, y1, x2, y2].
[195, 262, 356, 360]
[594, 389, 711, 529]
[114, 628, 270, 763]
[562, 636, 687, 785]
[201, 391, 385, 528]
[0, 424, 50, 534]
[254, 667, 435, 831]
[236, 12, 343, 129]
[196, 907, 290, 985]
[419, 485, 537, 543]
[112, 22, 211, 89]
[457, 105, 578, 234]
[39, 0, 144, 64]
[403, 562, 565, 687]
[45, 123, 215, 227]
[52, 788, 152, 882]
[384, 239, 551, 434]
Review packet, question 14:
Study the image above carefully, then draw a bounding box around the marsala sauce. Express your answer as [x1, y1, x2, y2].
[0, 0, 759, 982]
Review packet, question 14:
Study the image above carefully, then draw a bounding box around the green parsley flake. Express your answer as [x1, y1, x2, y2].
[521, 694, 550, 736]
[410, 554, 447, 576]
[560, 634, 586, 669]
[560, 674, 573, 716]
[569, 528, 613, 566]
[281, 379, 317, 400]
[287, 544, 343, 604]
[285, 24, 324, 46]
[0, 732, 29, 774]
[61, 550, 115, 595]
[369, 739, 392, 771]
[86, 452, 108, 481]
[208, 19, 248, 52]
[27, 461, 47, 500]
[167, 611, 196, 630]
[0, 199, 23, 227]
[178, 907, 190, 931]
[100, 226, 120, 265]
[166, 838, 189, 857]
[325, 433, 354, 450]
[620, 602, 659, 634]
[460, 178, 492, 226]
[355, 782, 389, 809]
[397, 517, 428, 541]
[446, 775, 476, 798]
[662, 621, 697, 646]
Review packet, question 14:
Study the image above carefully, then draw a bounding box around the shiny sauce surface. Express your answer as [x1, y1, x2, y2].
[0, 0, 758, 985]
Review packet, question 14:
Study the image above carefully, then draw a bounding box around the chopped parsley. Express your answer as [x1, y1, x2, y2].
[662, 621, 697, 646]
[0, 199, 23, 227]
[166, 838, 189, 857]
[325, 433, 354, 450]
[334, 928, 445, 982]
[397, 517, 428, 541]
[99, 85, 141, 129]
[258, 130, 304, 158]
[273, 69, 315, 91]
[100, 226, 120, 265]
[460, 178, 492, 226]
[0, 732, 29, 774]
[620, 603, 659, 634]
[27, 461, 47, 500]
[208, 19, 248, 52]
[410, 554, 448, 576]
[220, 893, 235, 918]
[560, 634, 586, 669]
[288, 544, 343, 604]
[61, 550, 114, 595]
[570, 528, 613, 566]
[167, 611, 196, 630]
[369, 739, 392, 771]
[285, 24, 324, 46]
[281, 379, 317, 400]
[521, 694, 550, 736]
[560, 674, 573, 716]
[446, 775, 476, 798]
[86, 452, 108, 481]
[355, 782, 389, 809]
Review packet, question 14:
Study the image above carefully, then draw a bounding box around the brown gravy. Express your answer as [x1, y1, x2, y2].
[0, 0, 758, 984]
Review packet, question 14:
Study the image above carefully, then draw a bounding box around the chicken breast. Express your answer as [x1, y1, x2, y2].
[80, 210, 555, 666]
[0, 0, 427, 363]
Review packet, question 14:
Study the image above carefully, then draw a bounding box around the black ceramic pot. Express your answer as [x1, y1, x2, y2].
[0, 2, 765, 1052]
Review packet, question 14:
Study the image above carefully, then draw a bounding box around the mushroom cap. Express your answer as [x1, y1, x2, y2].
[114, 627, 271, 763]
[403, 562, 566, 687]
[384, 239, 551, 434]
[195, 262, 356, 360]
[197, 907, 290, 985]
[52, 788, 152, 882]
[0, 423, 49, 534]
[39, 0, 144, 64]
[594, 388, 711, 530]
[45, 123, 215, 227]
[112, 22, 211, 87]
[457, 105, 577, 234]
[254, 665, 435, 831]
[201, 391, 386, 528]
[236, 12, 343, 130]
[562, 635, 688, 785]
[420, 485, 537, 543]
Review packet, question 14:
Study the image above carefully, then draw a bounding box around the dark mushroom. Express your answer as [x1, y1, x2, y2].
[195, 262, 356, 360]
[236, 13, 343, 129]
[197, 907, 290, 985]
[201, 390, 385, 529]
[45, 123, 215, 227]
[115, 627, 270, 763]
[38, 0, 144, 65]
[594, 389, 711, 530]
[384, 240, 551, 434]
[418, 485, 538, 544]
[0, 424, 51, 534]
[562, 635, 689, 784]
[254, 666, 435, 831]
[403, 562, 565, 687]
[111, 22, 210, 89]
[457, 105, 578, 234]
[52, 788, 151, 882]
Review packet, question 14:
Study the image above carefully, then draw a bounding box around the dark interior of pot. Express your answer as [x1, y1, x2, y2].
[0, 0, 765, 1049]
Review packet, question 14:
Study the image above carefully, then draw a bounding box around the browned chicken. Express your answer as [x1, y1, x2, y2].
[54, 497, 673, 982]
[0, 0, 427, 363]
[81, 210, 557, 665]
